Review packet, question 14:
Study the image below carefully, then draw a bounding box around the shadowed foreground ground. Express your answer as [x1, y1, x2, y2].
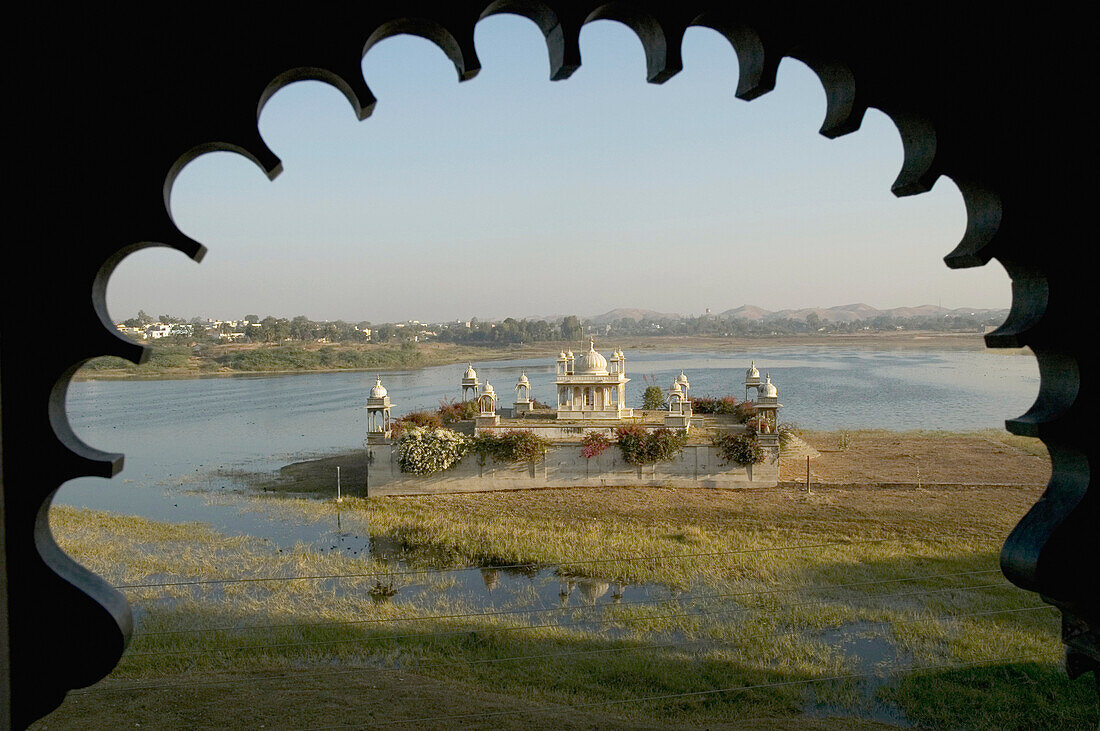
[36, 432, 1097, 729]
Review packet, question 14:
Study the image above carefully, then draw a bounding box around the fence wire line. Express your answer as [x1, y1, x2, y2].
[112, 538, 892, 589]
[124, 581, 1014, 659]
[71, 604, 1054, 695]
[135, 567, 1003, 638]
[309, 654, 1050, 728]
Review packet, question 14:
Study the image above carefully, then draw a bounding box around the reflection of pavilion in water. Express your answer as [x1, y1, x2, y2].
[559, 578, 625, 605]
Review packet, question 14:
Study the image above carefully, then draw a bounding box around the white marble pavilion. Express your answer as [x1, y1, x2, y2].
[554, 340, 632, 420]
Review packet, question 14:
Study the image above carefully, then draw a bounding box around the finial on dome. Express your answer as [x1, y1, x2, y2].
[370, 375, 388, 399]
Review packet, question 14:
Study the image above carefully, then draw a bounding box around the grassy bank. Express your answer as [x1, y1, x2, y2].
[41, 477, 1095, 728]
[72, 331, 1009, 380]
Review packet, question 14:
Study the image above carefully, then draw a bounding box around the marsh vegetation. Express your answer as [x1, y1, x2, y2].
[42, 463, 1096, 728]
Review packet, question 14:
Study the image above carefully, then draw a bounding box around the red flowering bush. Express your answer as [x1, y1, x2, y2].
[734, 401, 757, 423]
[580, 432, 612, 459]
[692, 396, 740, 414]
[390, 410, 443, 437]
[437, 398, 479, 425]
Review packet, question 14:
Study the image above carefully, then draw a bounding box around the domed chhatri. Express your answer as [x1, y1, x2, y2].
[460, 362, 480, 402]
[755, 373, 782, 437]
[514, 371, 533, 414]
[676, 370, 690, 394]
[745, 360, 762, 401]
[366, 376, 392, 435]
[555, 340, 630, 420]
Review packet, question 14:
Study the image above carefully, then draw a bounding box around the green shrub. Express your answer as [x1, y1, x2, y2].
[219, 347, 321, 371]
[777, 422, 800, 447]
[615, 425, 687, 465]
[395, 427, 469, 475]
[711, 431, 764, 466]
[81, 356, 134, 371]
[470, 430, 552, 465]
[642, 386, 665, 410]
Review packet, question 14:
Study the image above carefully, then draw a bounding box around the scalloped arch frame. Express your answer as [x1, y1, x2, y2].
[2, 3, 1096, 726]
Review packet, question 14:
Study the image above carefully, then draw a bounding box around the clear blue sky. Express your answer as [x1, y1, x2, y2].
[109, 16, 1010, 323]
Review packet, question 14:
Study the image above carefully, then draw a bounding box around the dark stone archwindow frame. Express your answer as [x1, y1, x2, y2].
[2, 3, 1096, 726]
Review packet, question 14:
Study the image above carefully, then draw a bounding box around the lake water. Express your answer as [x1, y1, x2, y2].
[59, 347, 1038, 543]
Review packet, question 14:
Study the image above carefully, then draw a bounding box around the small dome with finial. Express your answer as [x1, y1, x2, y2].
[517, 371, 530, 386]
[761, 374, 778, 398]
[370, 376, 388, 399]
[464, 363, 478, 380]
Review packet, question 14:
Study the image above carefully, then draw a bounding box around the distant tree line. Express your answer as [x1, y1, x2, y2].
[595, 312, 1005, 337]
[434, 315, 582, 345]
[122, 308, 1003, 350]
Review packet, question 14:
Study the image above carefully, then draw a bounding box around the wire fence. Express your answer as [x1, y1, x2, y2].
[133, 566, 1004, 639]
[63, 526, 1073, 728]
[71, 603, 1054, 695]
[113, 537, 893, 590]
[111, 580, 1020, 659]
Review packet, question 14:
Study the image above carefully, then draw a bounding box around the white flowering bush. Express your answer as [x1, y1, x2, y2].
[395, 426, 470, 475]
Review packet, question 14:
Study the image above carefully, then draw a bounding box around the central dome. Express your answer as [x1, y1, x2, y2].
[575, 340, 608, 374]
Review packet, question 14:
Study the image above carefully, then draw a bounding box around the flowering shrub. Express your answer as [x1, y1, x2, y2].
[580, 432, 612, 459]
[691, 396, 740, 414]
[615, 426, 688, 465]
[395, 426, 470, 475]
[390, 410, 443, 437]
[711, 431, 764, 466]
[437, 399, 479, 425]
[734, 401, 757, 424]
[471, 430, 552, 465]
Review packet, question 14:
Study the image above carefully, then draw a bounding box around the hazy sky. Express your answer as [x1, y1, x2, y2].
[109, 16, 1010, 323]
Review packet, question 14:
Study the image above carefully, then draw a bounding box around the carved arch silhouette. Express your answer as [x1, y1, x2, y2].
[2, 3, 1095, 726]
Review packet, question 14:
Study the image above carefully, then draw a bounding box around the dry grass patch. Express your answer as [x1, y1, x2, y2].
[782, 430, 1050, 486]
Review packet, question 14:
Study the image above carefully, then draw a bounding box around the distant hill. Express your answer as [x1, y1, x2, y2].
[516, 304, 1006, 325]
[599, 304, 1008, 323]
[588, 307, 683, 325]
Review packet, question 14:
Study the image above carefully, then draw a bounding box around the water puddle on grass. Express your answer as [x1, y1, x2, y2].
[360, 534, 683, 632]
[804, 621, 913, 726]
